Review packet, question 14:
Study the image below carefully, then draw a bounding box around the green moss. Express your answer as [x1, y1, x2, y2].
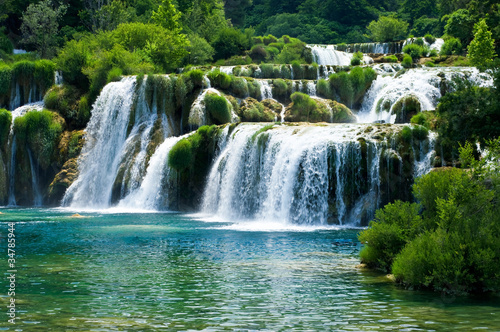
[383, 55, 398, 63]
[392, 95, 421, 123]
[287, 92, 330, 123]
[317, 79, 331, 99]
[230, 77, 249, 98]
[12, 61, 35, 85]
[251, 124, 275, 142]
[0, 64, 12, 96]
[187, 69, 205, 87]
[168, 138, 193, 171]
[350, 51, 363, 66]
[0, 108, 12, 148]
[239, 98, 275, 122]
[402, 54, 413, 68]
[13, 109, 64, 170]
[410, 111, 437, 130]
[272, 79, 288, 99]
[204, 93, 231, 124]
[43, 85, 84, 128]
[207, 70, 232, 90]
[34, 60, 56, 90]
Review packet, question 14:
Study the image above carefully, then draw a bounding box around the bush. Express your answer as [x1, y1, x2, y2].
[424, 34, 436, 44]
[440, 37, 463, 55]
[230, 77, 248, 98]
[13, 110, 63, 170]
[212, 27, 248, 61]
[350, 51, 363, 66]
[0, 108, 12, 147]
[204, 93, 231, 124]
[168, 138, 193, 171]
[402, 54, 413, 68]
[0, 64, 12, 96]
[263, 35, 278, 45]
[0, 34, 13, 54]
[240, 101, 274, 122]
[272, 79, 288, 99]
[249, 45, 268, 62]
[317, 79, 330, 98]
[207, 70, 232, 90]
[329, 67, 376, 107]
[367, 16, 409, 42]
[414, 37, 424, 46]
[403, 44, 423, 60]
[288, 92, 330, 123]
[359, 201, 423, 271]
[187, 69, 205, 87]
[383, 55, 398, 63]
[429, 49, 438, 57]
[106, 67, 123, 83]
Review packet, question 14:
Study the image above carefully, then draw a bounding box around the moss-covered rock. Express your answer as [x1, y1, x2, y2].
[238, 97, 276, 122]
[391, 95, 421, 124]
[205, 92, 231, 124]
[328, 100, 357, 123]
[48, 158, 79, 204]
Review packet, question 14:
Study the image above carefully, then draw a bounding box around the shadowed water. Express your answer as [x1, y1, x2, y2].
[0, 209, 498, 331]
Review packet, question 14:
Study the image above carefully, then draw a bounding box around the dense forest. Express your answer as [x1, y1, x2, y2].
[1, 0, 499, 296]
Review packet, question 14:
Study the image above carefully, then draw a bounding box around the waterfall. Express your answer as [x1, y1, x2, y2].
[117, 135, 186, 211]
[307, 81, 317, 96]
[308, 45, 353, 66]
[7, 102, 44, 206]
[200, 123, 427, 226]
[258, 80, 273, 100]
[188, 87, 225, 128]
[357, 67, 493, 124]
[63, 77, 139, 208]
[413, 131, 436, 179]
[27, 149, 43, 206]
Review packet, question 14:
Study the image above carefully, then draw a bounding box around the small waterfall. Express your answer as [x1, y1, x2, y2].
[6, 102, 44, 206]
[188, 87, 223, 128]
[117, 135, 186, 211]
[220, 66, 235, 75]
[357, 67, 493, 124]
[63, 77, 138, 208]
[413, 131, 436, 178]
[200, 124, 423, 225]
[27, 149, 43, 206]
[307, 45, 353, 66]
[307, 81, 317, 96]
[280, 104, 286, 123]
[259, 80, 273, 100]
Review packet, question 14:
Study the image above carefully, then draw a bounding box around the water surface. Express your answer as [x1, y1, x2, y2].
[0, 209, 498, 331]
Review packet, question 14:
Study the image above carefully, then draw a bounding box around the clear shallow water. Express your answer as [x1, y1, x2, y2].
[0, 209, 498, 331]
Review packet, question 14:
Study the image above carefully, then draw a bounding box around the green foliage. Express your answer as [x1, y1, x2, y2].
[106, 67, 122, 83]
[212, 27, 250, 61]
[183, 34, 214, 65]
[263, 35, 278, 45]
[0, 64, 12, 96]
[440, 37, 463, 55]
[467, 19, 497, 67]
[414, 37, 424, 46]
[410, 111, 436, 129]
[367, 16, 409, 42]
[151, 0, 182, 33]
[288, 92, 330, 123]
[272, 79, 288, 99]
[359, 201, 423, 272]
[403, 44, 423, 60]
[207, 70, 232, 90]
[13, 109, 63, 170]
[402, 54, 413, 68]
[329, 67, 376, 108]
[20, 0, 67, 58]
[230, 77, 249, 98]
[204, 93, 231, 124]
[350, 51, 363, 66]
[443, 9, 475, 44]
[187, 69, 205, 87]
[240, 101, 274, 122]
[424, 34, 436, 44]
[168, 138, 193, 171]
[383, 55, 398, 63]
[0, 34, 13, 54]
[276, 39, 308, 64]
[317, 78, 331, 98]
[0, 108, 12, 147]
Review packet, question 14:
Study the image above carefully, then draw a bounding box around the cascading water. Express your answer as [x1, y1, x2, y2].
[27, 149, 43, 206]
[201, 123, 432, 226]
[258, 80, 273, 100]
[357, 67, 493, 123]
[62, 77, 139, 208]
[308, 45, 353, 66]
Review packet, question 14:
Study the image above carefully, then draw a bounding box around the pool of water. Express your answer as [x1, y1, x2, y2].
[0, 208, 498, 331]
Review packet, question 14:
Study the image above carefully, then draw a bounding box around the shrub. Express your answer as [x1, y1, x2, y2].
[187, 69, 205, 87]
[263, 35, 278, 45]
[288, 92, 330, 123]
[261, 64, 275, 78]
[403, 44, 423, 60]
[429, 49, 438, 57]
[367, 16, 409, 42]
[350, 51, 363, 66]
[383, 55, 398, 63]
[230, 77, 249, 98]
[402, 54, 413, 68]
[204, 93, 231, 124]
[424, 34, 436, 44]
[414, 37, 424, 46]
[0, 64, 12, 96]
[252, 36, 263, 44]
[106, 67, 123, 83]
[0, 34, 13, 54]
[12, 61, 36, 85]
[240, 101, 274, 122]
[317, 79, 330, 98]
[0, 108, 12, 147]
[272, 79, 288, 99]
[249, 45, 268, 62]
[207, 70, 232, 90]
[13, 110, 63, 170]
[168, 138, 193, 171]
[34, 60, 56, 90]
[440, 37, 463, 55]
[359, 201, 423, 272]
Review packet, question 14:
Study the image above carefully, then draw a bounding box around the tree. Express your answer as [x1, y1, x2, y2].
[79, 0, 137, 32]
[224, 0, 252, 27]
[20, 0, 67, 58]
[151, 0, 182, 33]
[468, 19, 497, 67]
[443, 9, 475, 44]
[367, 16, 409, 42]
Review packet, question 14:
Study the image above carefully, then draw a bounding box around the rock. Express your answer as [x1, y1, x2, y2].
[355, 263, 368, 269]
[48, 158, 79, 204]
[391, 95, 421, 123]
[238, 97, 275, 122]
[327, 100, 357, 123]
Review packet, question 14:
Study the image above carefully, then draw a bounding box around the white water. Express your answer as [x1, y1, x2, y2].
[307, 81, 317, 96]
[63, 77, 138, 208]
[27, 149, 43, 206]
[117, 135, 186, 211]
[258, 80, 273, 100]
[308, 45, 353, 66]
[201, 123, 428, 226]
[357, 67, 493, 124]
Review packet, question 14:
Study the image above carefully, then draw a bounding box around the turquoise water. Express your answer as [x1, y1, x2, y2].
[0, 209, 499, 331]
